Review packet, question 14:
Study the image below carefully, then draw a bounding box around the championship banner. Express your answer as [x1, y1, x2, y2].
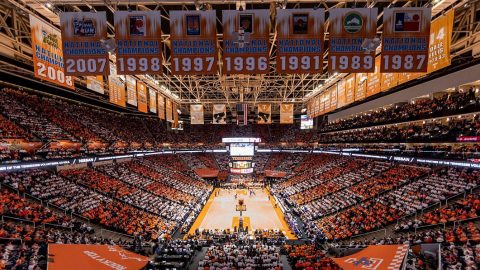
[190, 104, 204, 125]
[328, 8, 378, 73]
[108, 76, 126, 108]
[366, 57, 381, 97]
[318, 94, 325, 115]
[276, 9, 324, 74]
[323, 91, 331, 113]
[381, 7, 432, 73]
[355, 73, 367, 101]
[114, 11, 162, 75]
[380, 72, 399, 92]
[222, 10, 270, 75]
[257, 103, 272, 124]
[136, 81, 148, 113]
[313, 96, 320, 117]
[157, 95, 165, 119]
[149, 89, 157, 113]
[170, 10, 217, 75]
[307, 101, 313, 118]
[166, 98, 173, 122]
[329, 85, 338, 111]
[345, 74, 356, 105]
[173, 103, 179, 128]
[428, 9, 454, 73]
[332, 245, 409, 270]
[213, 104, 227, 124]
[86, 76, 104, 94]
[336, 80, 346, 109]
[30, 15, 74, 89]
[126, 76, 137, 106]
[60, 12, 109, 75]
[48, 244, 149, 270]
[280, 103, 294, 124]
[398, 72, 422, 85]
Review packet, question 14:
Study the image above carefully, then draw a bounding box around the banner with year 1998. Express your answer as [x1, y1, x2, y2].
[60, 12, 109, 76]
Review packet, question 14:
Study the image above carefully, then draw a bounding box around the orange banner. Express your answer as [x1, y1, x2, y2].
[328, 8, 377, 73]
[60, 12, 109, 75]
[222, 10, 270, 75]
[257, 103, 272, 124]
[307, 101, 313, 118]
[30, 15, 74, 89]
[355, 73, 367, 101]
[381, 8, 432, 73]
[398, 72, 422, 85]
[170, 10, 218, 75]
[86, 76, 104, 94]
[276, 9, 324, 74]
[149, 89, 157, 113]
[336, 80, 346, 109]
[428, 9, 454, 73]
[166, 98, 173, 122]
[313, 97, 320, 117]
[332, 245, 408, 270]
[329, 84, 338, 111]
[366, 57, 381, 97]
[114, 11, 162, 75]
[323, 91, 331, 113]
[157, 95, 165, 119]
[173, 103, 179, 128]
[280, 103, 294, 124]
[345, 74, 356, 105]
[126, 76, 137, 106]
[48, 244, 148, 270]
[380, 72, 399, 92]
[136, 81, 148, 113]
[190, 104, 204, 124]
[108, 75, 126, 107]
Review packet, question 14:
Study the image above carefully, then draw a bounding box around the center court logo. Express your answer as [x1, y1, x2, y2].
[343, 12, 363, 33]
[344, 257, 383, 269]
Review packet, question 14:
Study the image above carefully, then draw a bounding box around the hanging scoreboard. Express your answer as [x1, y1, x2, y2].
[170, 10, 217, 75]
[60, 12, 109, 75]
[222, 10, 270, 74]
[114, 11, 162, 75]
[328, 8, 377, 73]
[381, 8, 431, 73]
[276, 9, 324, 74]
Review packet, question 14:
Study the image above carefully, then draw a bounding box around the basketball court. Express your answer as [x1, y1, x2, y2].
[188, 188, 296, 239]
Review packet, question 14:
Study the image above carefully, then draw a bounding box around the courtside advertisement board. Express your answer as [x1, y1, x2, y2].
[276, 9, 324, 74]
[114, 11, 162, 75]
[328, 8, 377, 73]
[60, 12, 109, 76]
[222, 10, 270, 75]
[170, 10, 217, 75]
[381, 7, 431, 73]
[30, 15, 74, 89]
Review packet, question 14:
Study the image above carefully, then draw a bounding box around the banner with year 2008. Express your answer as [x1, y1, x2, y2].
[222, 10, 270, 75]
[381, 7, 431, 73]
[170, 10, 217, 75]
[114, 11, 162, 75]
[328, 8, 377, 73]
[60, 12, 109, 76]
[276, 9, 324, 74]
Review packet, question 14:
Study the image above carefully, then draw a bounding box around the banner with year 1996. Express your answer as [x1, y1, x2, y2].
[60, 12, 109, 76]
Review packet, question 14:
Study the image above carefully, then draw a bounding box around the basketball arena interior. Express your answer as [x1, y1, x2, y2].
[0, 0, 480, 269]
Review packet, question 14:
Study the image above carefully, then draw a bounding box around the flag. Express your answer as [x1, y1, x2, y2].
[394, 11, 421, 32]
[236, 103, 248, 125]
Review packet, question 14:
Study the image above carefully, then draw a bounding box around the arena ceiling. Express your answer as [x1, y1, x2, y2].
[0, 0, 479, 114]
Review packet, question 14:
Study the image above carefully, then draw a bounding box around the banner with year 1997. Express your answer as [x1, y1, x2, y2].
[276, 9, 324, 74]
[114, 11, 162, 75]
[222, 10, 270, 75]
[60, 12, 109, 76]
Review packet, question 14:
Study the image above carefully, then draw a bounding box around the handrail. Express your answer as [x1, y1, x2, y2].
[349, 228, 387, 241]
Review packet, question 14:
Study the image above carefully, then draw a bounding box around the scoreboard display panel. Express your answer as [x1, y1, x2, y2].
[229, 143, 255, 156]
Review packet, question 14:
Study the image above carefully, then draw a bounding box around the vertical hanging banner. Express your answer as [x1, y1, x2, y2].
[114, 11, 162, 75]
[149, 89, 157, 113]
[329, 84, 338, 111]
[125, 76, 137, 106]
[276, 9, 324, 74]
[318, 94, 325, 115]
[380, 72, 399, 92]
[60, 12, 109, 75]
[108, 65, 126, 107]
[173, 103, 179, 128]
[222, 10, 270, 75]
[166, 98, 173, 122]
[213, 104, 227, 124]
[328, 8, 377, 73]
[280, 103, 294, 124]
[366, 56, 382, 97]
[355, 73, 367, 101]
[30, 15, 74, 89]
[170, 10, 217, 75]
[323, 91, 331, 113]
[428, 9, 454, 73]
[257, 103, 272, 124]
[136, 81, 148, 113]
[345, 74, 356, 105]
[381, 7, 432, 72]
[86, 76, 104, 94]
[157, 95, 165, 119]
[307, 101, 313, 118]
[336, 81, 346, 109]
[190, 104, 204, 125]
[313, 97, 320, 117]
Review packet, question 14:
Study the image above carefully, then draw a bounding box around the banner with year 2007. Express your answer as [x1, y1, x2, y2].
[60, 12, 109, 76]
[276, 9, 324, 74]
[114, 11, 162, 75]
[328, 8, 377, 73]
[170, 10, 217, 75]
[222, 10, 270, 75]
[30, 15, 74, 89]
[381, 7, 431, 73]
